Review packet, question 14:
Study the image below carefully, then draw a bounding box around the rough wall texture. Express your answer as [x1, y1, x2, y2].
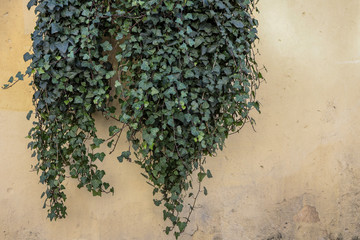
[1, 1, 360, 240]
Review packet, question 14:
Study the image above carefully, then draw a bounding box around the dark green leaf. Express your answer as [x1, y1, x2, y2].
[74, 96, 83, 104]
[117, 151, 131, 163]
[51, 23, 61, 34]
[27, 0, 37, 9]
[206, 169, 213, 178]
[203, 186, 208, 195]
[55, 41, 69, 54]
[153, 199, 161, 206]
[23, 52, 32, 62]
[117, 155, 124, 163]
[101, 41, 113, 51]
[177, 222, 187, 232]
[141, 61, 150, 71]
[231, 20, 244, 28]
[198, 172, 206, 182]
[26, 110, 33, 120]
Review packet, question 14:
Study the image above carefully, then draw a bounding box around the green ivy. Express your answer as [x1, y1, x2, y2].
[4, 0, 263, 238]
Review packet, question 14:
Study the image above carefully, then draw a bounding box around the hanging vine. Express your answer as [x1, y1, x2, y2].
[3, 0, 263, 238]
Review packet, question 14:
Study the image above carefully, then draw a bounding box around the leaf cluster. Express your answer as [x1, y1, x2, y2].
[14, 0, 116, 220]
[4, 0, 263, 238]
[107, 0, 262, 237]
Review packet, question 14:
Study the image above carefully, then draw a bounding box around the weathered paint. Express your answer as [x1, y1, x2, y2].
[1, 0, 360, 239]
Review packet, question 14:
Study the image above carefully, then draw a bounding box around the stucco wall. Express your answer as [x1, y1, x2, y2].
[1, 1, 360, 239]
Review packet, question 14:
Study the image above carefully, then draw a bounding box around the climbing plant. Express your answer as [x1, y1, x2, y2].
[3, 0, 263, 238]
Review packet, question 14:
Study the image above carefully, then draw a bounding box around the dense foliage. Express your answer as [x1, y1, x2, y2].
[4, 0, 262, 238]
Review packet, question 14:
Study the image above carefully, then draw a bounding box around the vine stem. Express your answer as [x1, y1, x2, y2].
[2, 79, 21, 89]
[109, 123, 126, 154]
[184, 176, 202, 226]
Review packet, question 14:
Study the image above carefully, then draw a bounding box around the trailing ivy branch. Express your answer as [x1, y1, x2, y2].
[3, 0, 263, 239]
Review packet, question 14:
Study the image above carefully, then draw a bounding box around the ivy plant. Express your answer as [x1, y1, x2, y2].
[3, 0, 263, 238]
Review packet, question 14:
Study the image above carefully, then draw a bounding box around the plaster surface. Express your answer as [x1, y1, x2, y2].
[1, 1, 360, 239]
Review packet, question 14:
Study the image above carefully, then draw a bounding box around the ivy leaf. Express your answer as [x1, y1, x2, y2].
[8, 77, 14, 83]
[109, 126, 120, 136]
[198, 172, 206, 182]
[203, 186, 208, 195]
[117, 151, 131, 163]
[175, 204, 183, 212]
[206, 169, 213, 178]
[117, 156, 124, 163]
[103, 182, 110, 190]
[16, 72, 24, 80]
[141, 61, 150, 71]
[55, 41, 69, 54]
[194, 37, 204, 48]
[202, 0, 209, 7]
[91, 179, 101, 189]
[187, 39, 195, 47]
[74, 96, 83, 104]
[184, 70, 194, 78]
[27, 0, 37, 9]
[231, 20, 244, 29]
[177, 222, 187, 232]
[92, 190, 102, 197]
[150, 87, 159, 95]
[150, 127, 159, 136]
[23, 52, 32, 62]
[92, 138, 104, 148]
[153, 199, 161, 206]
[184, 13, 194, 20]
[186, 26, 193, 35]
[26, 110, 33, 120]
[106, 71, 116, 79]
[164, 87, 176, 97]
[101, 41, 113, 51]
[208, 45, 217, 53]
[107, 140, 114, 148]
[175, 18, 183, 25]
[116, 33, 124, 40]
[177, 82, 186, 90]
[216, 2, 227, 9]
[47, 1, 56, 11]
[51, 23, 61, 34]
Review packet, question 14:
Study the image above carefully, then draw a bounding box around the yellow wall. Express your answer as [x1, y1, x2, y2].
[1, 1, 360, 239]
